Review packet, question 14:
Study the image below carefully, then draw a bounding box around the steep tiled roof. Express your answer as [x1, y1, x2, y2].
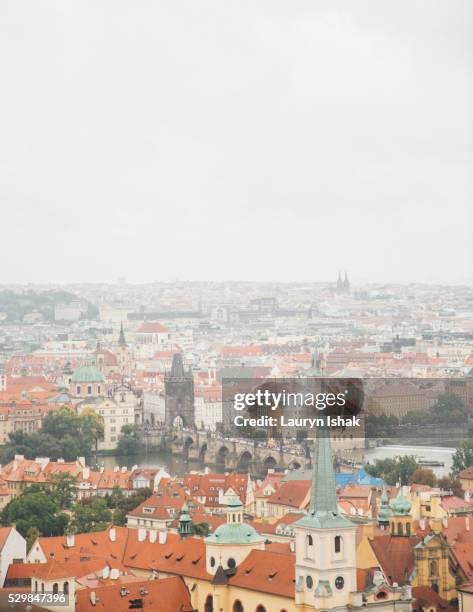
[369, 535, 420, 585]
[229, 549, 295, 598]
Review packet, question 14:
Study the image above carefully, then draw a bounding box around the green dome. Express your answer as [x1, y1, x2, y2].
[71, 365, 105, 384]
[206, 522, 264, 545]
[390, 489, 412, 516]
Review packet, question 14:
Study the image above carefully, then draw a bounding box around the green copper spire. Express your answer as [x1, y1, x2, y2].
[295, 425, 353, 530]
[179, 502, 192, 539]
[378, 487, 391, 527]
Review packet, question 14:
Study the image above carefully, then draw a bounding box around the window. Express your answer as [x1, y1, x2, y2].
[397, 523, 403, 536]
[210, 556, 216, 568]
[429, 560, 438, 578]
[205, 595, 214, 612]
[334, 535, 342, 554]
[233, 601, 244, 612]
[97, 385, 101, 394]
[335, 576, 344, 590]
[63, 582, 69, 594]
[256, 606, 266, 612]
[406, 522, 411, 536]
[227, 557, 236, 569]
[76, 386, 81, 395]
[87, 385, 92, 395]
[306, 534, 314, 558]
[34, 581, 38, 592]
[306, 575, 313, 588]
[53, 583, 58, 594]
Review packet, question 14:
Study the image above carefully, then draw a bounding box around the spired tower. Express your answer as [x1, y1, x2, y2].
[378, 487, 392, 530]
[178, 502, 193, 540]
[164, 353, 195, 431]
[294, 426, 358, 610]
[116, 322, 131, 377]
[389, 488, 413, 537]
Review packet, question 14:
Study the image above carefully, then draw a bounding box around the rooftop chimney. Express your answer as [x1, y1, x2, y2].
[158, 531, 167, 544]
[66, 533, 75, 548]
[102, 566, 110, 580]
[149, 530, 157, 544]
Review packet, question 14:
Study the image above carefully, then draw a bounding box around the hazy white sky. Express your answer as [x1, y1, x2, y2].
[1, 1, 472, 285]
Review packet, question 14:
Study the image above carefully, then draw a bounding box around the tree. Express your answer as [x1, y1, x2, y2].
[191, 522, 210, 537]
[79, 408, 104, 452]
[365, 456, 418, 485]
[26, 527, 40, 552]
[431, 394, 467, 425]
[116, 424, 141, 455]
[109, 488, 152, 526]
[410, 468, 436, 487]
[71, 497, 111, 534]
[437, 476, 464, 498]
[0, 492, 69, 538]
[48, 473, 78, 510]
[451, 439, 473, 476]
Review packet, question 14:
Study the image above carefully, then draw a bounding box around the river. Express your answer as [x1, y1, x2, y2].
[89, 441, 457, 479]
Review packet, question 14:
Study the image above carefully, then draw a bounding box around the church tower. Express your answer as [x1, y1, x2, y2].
[389, 488, 413, 537]
[164, 353, 195, 431]
[378, 487, 392, 530]
[178, 502, 193, 540]
[116, 321, 131, 377]
[343, 271, 350, 293]
[294, 426, 358, 609]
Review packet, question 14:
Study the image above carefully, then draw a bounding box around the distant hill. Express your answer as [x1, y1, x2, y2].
[0, 289, 98, 323]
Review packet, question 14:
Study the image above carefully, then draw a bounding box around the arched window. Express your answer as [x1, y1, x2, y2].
[406, 522, 411, 536]
[34, 581, 38, 593]
[429, 560, 438, 578]
[256, 606, 266, 612]
[63, 582, 69, 594]
[205, 595, 214, 612]
[53, 583, 58, 594]
[334, 535, 342, 554]
[306, 575, 313, 588]
[306, 534, 314, 558]
[397, 523, 403, 536]
[233, 601, 244, 612]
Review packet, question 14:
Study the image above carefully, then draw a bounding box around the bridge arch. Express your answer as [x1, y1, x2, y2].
[237, 450, 253, 473]
[216, 445, 230, 466]
[199, 442, 208, 461]
[262, 454, 278, 470]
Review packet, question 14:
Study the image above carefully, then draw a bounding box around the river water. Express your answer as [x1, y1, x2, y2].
[89, 442, 456, 479]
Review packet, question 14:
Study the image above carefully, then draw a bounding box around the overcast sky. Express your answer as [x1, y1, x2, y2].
[1, 1, 472, 285]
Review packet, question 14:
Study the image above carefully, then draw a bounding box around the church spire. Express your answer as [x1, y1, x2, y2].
[118, 321, 127, 347]
[296, 425, 352, 529]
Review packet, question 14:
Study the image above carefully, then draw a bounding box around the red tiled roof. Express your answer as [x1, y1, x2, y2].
[137, 322, 168, 334]
[229, 549, 295, 598]
[75, 576, 193, 612]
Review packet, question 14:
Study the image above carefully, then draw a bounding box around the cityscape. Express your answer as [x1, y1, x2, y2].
[0, 278, 472, 610]
[1, 0, 472, 610]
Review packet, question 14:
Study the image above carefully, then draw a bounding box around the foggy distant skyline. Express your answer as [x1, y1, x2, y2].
[1, 1, 472, 285]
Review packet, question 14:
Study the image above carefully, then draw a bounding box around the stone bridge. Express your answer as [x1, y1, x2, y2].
[166, 430, 311, 473]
